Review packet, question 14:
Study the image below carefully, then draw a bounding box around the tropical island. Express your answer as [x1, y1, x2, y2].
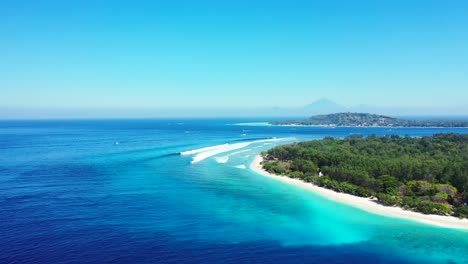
[270, 112, 468, 127]
[254, 133, 468, 224]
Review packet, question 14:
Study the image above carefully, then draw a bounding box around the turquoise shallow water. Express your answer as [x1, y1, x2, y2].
[0, 119, 467, 263]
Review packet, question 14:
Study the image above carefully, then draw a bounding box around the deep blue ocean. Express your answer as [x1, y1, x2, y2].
[1, 119, 467, 264]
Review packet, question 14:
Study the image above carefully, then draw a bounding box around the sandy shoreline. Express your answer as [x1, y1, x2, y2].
[250, 155, 468, 230]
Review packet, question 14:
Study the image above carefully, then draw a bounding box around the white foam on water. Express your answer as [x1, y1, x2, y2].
[180, 144, 228, 155]
[234, 165, 247, 169]
[191, 142, 251, 164]
[186, 138, 295, 164]
[215, 156, 229, 163]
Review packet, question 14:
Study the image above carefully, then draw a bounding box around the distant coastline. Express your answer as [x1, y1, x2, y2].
[250, 155, 468, 230]
[236, 122, 468, 129]
[271, 112, 468, 128]
[270, 124, 468, 129]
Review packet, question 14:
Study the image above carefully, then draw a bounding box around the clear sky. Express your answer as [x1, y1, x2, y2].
[1, 0, 468, 117]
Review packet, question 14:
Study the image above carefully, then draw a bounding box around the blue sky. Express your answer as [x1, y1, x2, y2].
[1, 0, 468, 117]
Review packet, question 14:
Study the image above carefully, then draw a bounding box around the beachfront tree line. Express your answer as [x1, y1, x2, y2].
[261, 133, 468, 218]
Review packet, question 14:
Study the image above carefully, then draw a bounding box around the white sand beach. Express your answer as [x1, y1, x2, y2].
[251, 155, 468, 230]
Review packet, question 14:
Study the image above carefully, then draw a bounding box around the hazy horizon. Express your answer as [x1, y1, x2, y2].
[2, 99, 468, 120]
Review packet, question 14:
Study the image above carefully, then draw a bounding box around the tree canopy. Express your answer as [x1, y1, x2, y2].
[262, 133, 468, 218]
[271, 112, 468, 127]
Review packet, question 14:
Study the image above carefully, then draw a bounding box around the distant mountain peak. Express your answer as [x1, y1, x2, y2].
[302, 98, 347, 115]
[305, 98, 340, 108]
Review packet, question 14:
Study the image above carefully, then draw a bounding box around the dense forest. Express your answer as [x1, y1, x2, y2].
[271, 112, 468, 127]
[262, 133, 468, 218]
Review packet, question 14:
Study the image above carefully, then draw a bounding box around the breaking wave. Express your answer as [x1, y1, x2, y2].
[180, 144, 228, 155]
[182, 138, 294, 164]
[215, 156, 229, 164]
[191, 142, 251, 164]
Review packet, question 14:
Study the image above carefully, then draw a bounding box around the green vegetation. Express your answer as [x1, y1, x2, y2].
[270, 112, 468, 127]
[262, 133, 468, 217]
